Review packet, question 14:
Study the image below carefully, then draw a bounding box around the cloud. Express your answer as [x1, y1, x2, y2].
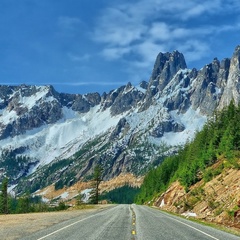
[101, 47, 131, 60]
[133, 41, 166, 67]
[92, 7, 146, 47]
[91, 0, 240, 76]
[177, 40, 210, 62]
[149, 22, 171, 41]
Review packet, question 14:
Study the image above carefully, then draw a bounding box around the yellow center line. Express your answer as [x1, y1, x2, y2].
[131, 205, 137, 238]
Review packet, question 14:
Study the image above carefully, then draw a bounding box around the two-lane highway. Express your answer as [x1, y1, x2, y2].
[21, 204, 239, 240]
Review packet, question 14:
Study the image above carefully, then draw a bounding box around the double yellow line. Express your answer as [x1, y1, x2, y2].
[130, 205, 136, 237]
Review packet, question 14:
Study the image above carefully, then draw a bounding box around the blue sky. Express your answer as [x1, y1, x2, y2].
[0, 0, 240, 94]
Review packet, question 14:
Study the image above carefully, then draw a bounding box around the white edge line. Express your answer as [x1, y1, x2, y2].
[164, 214, 220, 240]
[37, 207, 116, 240]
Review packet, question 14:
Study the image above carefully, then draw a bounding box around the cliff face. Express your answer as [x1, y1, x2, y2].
[218, 46, 240, 109]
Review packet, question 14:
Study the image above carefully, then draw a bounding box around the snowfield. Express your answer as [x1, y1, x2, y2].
[0, 104, 123, 172]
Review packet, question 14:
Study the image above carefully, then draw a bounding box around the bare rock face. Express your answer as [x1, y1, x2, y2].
[100, 83, 145, 116]
[190, 58, 220, 114]
[0, 86, 63, 139]
[151, 120, 185, 138]
[110, 118, 130, 140]
[140, 51, 188, 111]
[150, 51, 187, 91]
[218, 45, 240, 109]
[0, 85, 101, 139]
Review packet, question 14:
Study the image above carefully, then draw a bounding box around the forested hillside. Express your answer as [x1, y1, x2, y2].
[136, 100, 240, 204]
[100, 185, 140, 204]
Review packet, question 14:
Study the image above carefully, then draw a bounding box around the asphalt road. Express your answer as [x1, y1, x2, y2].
[21, 204, 239, 240]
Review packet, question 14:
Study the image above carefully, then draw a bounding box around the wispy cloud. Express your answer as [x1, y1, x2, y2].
[92, 0, 240, 75]
[92, 7, 146, 47]
[101, 47, 131, 60]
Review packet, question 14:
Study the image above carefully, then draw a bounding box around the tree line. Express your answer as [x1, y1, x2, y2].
[100, 185, 140, 204]
[135, 100, 240, 204]
[0, 164, 105, 215]
[0, 177, 69, 214]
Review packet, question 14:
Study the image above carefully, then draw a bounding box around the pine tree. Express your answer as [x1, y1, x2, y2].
[89, 165, 103, 204]
[16, 193, 31, 213]
[0, 178, 9, 214]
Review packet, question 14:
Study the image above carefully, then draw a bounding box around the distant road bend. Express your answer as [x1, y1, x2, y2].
[21, 204, 239, 240]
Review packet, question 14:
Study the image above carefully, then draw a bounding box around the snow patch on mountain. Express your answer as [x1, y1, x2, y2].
[0, 104, 123, 172]
[162, 108, 207, 146]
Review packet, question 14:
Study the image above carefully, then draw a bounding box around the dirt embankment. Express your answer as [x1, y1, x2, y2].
[154, 162, 240, 232]
[35, 173, 143, 204]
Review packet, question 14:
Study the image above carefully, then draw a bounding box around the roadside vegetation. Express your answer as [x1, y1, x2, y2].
[100, 185, 140, 204]
[0, 177, 70, 214]
[89, 165, 103, 204]
[136, 100, 240, 204]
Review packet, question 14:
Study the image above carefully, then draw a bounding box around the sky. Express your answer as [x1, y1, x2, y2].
[0, 0, 240, 94]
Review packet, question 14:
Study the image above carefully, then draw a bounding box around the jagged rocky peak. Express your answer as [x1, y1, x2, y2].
[140, 50, 187, 111]
[218, 45, 240, 109]
[0, 85, 63, 140]
[100, 83, 145, 116]
[0, 84, 103, 140]
[149, 50, 187, 93]
[151, 50, 187, 80]
[139, 80, 148, 90]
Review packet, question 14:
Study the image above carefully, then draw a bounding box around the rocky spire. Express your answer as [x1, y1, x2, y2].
[148, 51, 187, 95]
[140, 50, 187, 111]
[218, 45, 240, 109]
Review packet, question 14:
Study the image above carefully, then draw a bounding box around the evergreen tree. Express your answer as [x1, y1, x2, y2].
[16, 193, 31, 213]
[89, 165, 103, 204]
[0, 177, 9, 214]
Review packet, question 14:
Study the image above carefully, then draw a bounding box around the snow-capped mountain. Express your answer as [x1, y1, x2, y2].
[1, 45, 240, 193]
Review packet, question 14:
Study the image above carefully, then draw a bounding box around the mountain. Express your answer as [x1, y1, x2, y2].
[1, 45, 240, 194]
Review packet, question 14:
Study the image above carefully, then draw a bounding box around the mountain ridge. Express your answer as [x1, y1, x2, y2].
[1, 45, 240, 194]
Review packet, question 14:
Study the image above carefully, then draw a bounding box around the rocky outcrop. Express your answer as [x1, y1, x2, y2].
[154, 162, 240, 229]
[140, 51, 187, 111]
[0, 85, 102, 139]
[110, 118, 130, 140]
[151, 120, 185, 138]
[218, 45, 240, 109]
[100, 83, 144, 115]
[150, 51, 187, 91]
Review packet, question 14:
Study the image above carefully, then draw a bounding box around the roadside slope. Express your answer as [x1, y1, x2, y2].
[154, 160, 240, 231]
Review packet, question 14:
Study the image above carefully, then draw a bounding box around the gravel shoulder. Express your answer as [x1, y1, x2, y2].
[0, 205, 112, 240]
